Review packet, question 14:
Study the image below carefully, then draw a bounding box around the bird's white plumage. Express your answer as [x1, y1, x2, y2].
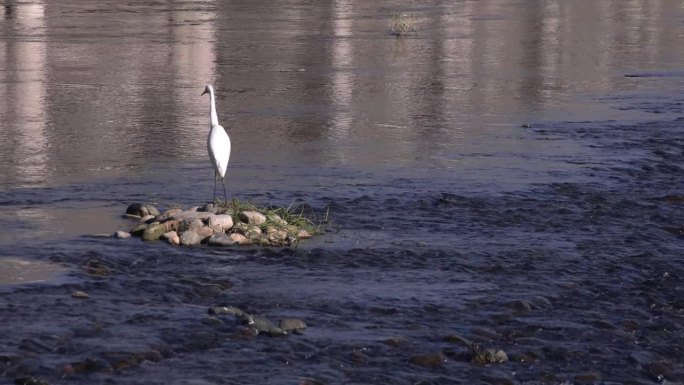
[208, 123, 230, 177]
[202, 85, 231, 200]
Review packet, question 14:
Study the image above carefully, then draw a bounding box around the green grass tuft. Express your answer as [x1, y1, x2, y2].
[388, 11, 418, 36]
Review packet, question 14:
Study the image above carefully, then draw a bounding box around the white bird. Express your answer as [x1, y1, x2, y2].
[201, 85, 231, 202]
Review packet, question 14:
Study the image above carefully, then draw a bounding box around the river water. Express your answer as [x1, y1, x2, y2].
[1, 1, 683, 384]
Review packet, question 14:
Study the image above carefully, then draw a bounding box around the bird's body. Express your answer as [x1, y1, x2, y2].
[202, 85, 231, 202]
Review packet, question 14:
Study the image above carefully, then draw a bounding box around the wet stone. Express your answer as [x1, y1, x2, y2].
[410, 351, 446, 368]
[279, 318, 307, 333]
[71, 290, 90, 299]
[178, 218, 205, 233]
[195, 226, 214, 239]
[445, 334, 472, 347]
[208, 306, 244, 317]
[130, 224, 148, 236]
[471, 346, 509, 365]
[114, 231, 130, 239]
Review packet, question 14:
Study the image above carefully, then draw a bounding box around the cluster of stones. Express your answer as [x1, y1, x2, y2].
[118, 203, 312, 247]
[208, 305, 307, 337]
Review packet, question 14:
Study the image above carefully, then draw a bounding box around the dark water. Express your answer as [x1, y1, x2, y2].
[1, 1, 684, 384]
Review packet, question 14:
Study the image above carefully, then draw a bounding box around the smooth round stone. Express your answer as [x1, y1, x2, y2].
[279, 318, 307, 333]
[179, 230, 202, 246]
[126, 203, 159, 217]
[114, 231, 131, 239]
[296, 229, 312, 239]
[240, 211, 266, 225]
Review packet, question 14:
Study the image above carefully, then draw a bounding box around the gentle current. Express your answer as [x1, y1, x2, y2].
[1, 1, 683, 384]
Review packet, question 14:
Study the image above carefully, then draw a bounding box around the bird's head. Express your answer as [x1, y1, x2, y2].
[201, 84, 213, 96]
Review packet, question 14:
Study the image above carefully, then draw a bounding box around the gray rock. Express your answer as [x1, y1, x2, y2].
[240, 211, 266, 225]
[279, 318, 307, 333]
[267, 327, 289, 337]
[155, 208, 183, 222]
[234, 223, 262, 238]
[122, 213, 142, 220]
[196, 226, 214, 239]
[142, 223, 167, 241]
[296, 229, 312, 239]
[178, 218, 205, 233]
[444, 334, 472, 347]
[170, 211, 214, 221]
[207, 233, 236, 246]
[179, 230, 202, 246]
[126, 203, 159, 217]
[114, 231, 131, 239]
[241, 314, 278, 334]
[208, 214, 233, 230]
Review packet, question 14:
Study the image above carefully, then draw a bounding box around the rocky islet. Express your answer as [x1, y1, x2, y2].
[116, 202, 316, 247]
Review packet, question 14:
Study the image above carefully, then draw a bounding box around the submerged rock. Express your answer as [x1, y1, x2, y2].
[279, 318, 307, 333]
[410, 351, 446, 368]
[471, 346, 509, 365]
[114, 231, 131, 239]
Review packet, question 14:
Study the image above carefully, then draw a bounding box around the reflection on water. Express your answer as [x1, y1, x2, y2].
[0, 0, 681, 185]
[0, 2, 47, 187]
[0, 257, 66, 286]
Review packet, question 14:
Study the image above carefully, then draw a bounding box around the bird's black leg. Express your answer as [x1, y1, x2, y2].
[221, 178, 227, 202]
[213, 170, 218, 203]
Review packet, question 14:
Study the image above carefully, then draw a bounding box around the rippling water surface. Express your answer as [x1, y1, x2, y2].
[1, 1, 683, 384]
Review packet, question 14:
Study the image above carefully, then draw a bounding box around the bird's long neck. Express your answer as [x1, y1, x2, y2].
[208, 89, 219, 126]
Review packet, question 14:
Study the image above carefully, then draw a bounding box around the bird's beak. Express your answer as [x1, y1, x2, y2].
[201, 90, 207, 96]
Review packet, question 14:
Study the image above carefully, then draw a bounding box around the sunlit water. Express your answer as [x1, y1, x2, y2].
[1, 1, 683, 384]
